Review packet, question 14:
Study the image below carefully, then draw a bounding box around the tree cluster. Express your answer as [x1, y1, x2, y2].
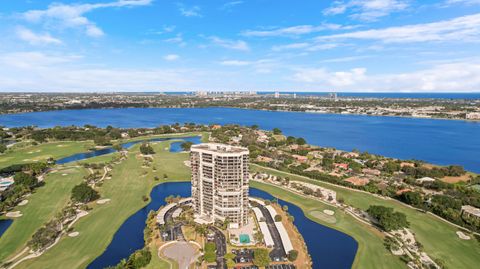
[71, 183, 99, 203]
[367, 205, 409, 231]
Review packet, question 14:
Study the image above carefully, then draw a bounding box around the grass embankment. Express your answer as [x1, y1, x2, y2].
[144, 243, 176, 269]
[0, 167, 86, 261]
[0, 141, 93, 170]
[251, 164, 480, 269]
[251, 181, 403, 269]
[14, 140, 191, 269]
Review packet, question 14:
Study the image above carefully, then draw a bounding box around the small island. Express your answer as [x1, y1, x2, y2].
[149, 143, 310, 269]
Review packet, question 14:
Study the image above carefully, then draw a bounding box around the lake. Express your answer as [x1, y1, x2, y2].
[88, 182, 357, 269]
[1, 107, 479, 172]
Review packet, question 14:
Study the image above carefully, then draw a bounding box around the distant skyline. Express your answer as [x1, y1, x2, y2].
[0, 0, 480, 92]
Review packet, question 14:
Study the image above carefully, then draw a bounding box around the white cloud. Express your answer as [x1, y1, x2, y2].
[242, 23, 351, 37]
[16, 27, 62, 45]
[319, 55, 372, 63]
[0, 52, 79, 69]
[272, 43, 310, 52]
[445, 0, 480, 5]
[164, 33, 186, 46]
[220, 60, 251, 66]
[209, 36, 249, 51]
[324, 0, 409, 21]
[221, 1, 244, 10]
[0, 51, 199, 91]
[178, 5, 201, 17]
[271, 42, 340, 52]
[316, 13, 480, 43]
[164, 54, 179, 61]
[22, 0, 152, 37]
[292, 61, 480, 92]
[293, 67, 367, 87]
[218, 59, 277, 74]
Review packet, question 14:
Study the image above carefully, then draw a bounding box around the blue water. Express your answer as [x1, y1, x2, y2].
[56, 135, 201, 164]
[1, 108, 479, 172]
[88, 182, 357, 269]
[250, 188, 357, 269]
[87, 182, 192, 269]
[0, 219, 13, 238]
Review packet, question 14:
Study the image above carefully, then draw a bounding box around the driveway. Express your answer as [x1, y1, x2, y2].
[162, 241, 198, 269]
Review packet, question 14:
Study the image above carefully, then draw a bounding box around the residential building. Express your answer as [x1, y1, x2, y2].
[191, 143, 250, 227]
[466, 112, 480, 120]
[461, 205, 480, 226]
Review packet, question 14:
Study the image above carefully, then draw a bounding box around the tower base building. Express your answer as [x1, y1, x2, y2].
[190, 143, 249, 227]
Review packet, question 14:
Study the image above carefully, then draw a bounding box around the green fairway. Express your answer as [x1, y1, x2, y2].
[0, 167, 86, 261]
[0, 141, 93, 170]
[250, 181, 404, 269]
[251, 164, 480, 269]
[14, 140, 191, 269]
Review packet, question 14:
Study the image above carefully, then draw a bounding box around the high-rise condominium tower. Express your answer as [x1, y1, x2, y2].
[190, 143, 249, 227]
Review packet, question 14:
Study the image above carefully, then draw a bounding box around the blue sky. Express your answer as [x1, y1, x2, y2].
[0, 0, 480, 92]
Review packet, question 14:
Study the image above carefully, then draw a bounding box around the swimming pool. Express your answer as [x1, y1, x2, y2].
[239, 234, 250, 244]
[0, 181, 14, 186]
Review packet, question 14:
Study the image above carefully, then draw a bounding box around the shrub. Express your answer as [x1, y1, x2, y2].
[288, 250, 299, 261]
[274, 215, 282, 222]
[13, 172, 38, 188]
[71, 183, 99, 203]
[140, 143, 155, 155]
[253, 248, 271, 267]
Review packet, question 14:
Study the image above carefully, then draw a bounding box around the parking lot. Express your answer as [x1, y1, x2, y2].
[254, 204, 286, 260]
[160, 204, 185, 241]
[231, 248, 254, 263]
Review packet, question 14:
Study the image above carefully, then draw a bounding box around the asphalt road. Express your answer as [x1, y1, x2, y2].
[209, 226, 227, 269]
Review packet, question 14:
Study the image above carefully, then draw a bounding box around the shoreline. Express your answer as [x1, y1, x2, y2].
[1, 106, 480, 123]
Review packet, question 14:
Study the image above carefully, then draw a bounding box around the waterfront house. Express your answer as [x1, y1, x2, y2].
[362, 168, 381, 176]
[461, 205, 480, 226]
[465, 112, 480, 120]
[292, 154, 308, 163]
[256, 156, 273, 163]
[334, 163, 349, 170]
[345, 176, 370, 186]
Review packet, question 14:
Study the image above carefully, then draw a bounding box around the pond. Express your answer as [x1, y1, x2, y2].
[56, 135, 201, 164]
[88, 182, 358, 269]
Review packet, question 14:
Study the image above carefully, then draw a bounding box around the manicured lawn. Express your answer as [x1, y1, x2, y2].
[0, 167, 86, 261]
[250, 181, 404, 269]
[0, 141, 93, 170]
[15, 140, 191, 269]
[251, 164, 480, 269]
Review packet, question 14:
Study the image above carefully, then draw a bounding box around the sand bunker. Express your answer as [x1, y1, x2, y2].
[310, 210, 336, 224]
[68, 232, 79, 237]
[323, 209, 335, 216]
[456, 231, 471, 240]
[18, 200, 29, 206]
[6, 211, 23, 218]
[96, 198, 111, 205]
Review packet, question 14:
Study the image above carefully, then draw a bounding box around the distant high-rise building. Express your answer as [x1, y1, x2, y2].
[191, 143, 249, 226]
[274, 92, 280, 98]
